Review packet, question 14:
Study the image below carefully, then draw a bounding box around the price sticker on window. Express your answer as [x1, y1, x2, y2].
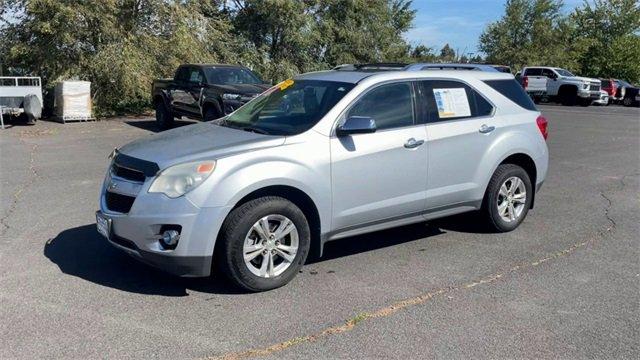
[278, 79, 295, 91]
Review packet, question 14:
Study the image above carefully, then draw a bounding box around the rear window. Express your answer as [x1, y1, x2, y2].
[601, 80, 611, 87]
[524, 68, 542, 76]
[484, 79, 537, 111]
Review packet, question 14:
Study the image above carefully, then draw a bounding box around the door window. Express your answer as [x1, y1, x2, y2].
[417, 80, 493, 122]
[348, 82, 414, 130]
[524, 68, 542, 76]
[188, 68, 204, 84]
[541, 69, 556, 79]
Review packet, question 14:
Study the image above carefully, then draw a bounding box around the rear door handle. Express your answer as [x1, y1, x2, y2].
[479, 124, 495, 134]
[404, 138, 425, 149]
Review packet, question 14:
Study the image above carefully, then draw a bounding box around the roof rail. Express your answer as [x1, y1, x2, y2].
[333, 63, 408, 72]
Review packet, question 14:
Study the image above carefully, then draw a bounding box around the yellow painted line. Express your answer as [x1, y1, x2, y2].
[205, 229, 608, 360]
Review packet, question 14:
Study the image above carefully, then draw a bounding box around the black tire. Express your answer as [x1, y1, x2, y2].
[622, 96, 633, 107]
[481, 164, 533, 232]
[203, 106, 221, 122]
[532, 96, 541, 104]
[215, 196, 311, 292]
[560, 87, 577, 106]
[155, 100, 174, 130]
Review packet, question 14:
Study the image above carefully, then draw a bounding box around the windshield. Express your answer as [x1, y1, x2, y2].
[205, 67, 263, 85]
[220, 79, 355, 136]
[617, 79, 632, 87]
[555, 68, 575, 77]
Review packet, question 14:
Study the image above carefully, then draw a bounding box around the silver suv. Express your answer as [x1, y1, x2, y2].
[97, 70, 549, 291]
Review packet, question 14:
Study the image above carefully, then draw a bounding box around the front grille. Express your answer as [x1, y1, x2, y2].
[112, 163, 145, 182]
[105, 191, 135, 213]
[590, 84, 600, 91]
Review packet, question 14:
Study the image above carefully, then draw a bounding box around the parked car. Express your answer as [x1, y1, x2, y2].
[520, 67, 601, 106]
[97, 69, 548, 291]
[404, 63, 500, 72]
[613, 79, 640, 107]
[0, 76, 43, 124]
[600, 78, 617, 104]
[152, 64, 270, 129]
[592, 90, 609, 106]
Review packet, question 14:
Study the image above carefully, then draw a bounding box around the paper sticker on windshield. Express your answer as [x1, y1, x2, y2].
[278, 79, 295, 91]
[432, 88, 471, 118]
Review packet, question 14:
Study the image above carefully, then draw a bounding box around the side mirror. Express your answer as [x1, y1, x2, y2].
[336, 116, 377, 136]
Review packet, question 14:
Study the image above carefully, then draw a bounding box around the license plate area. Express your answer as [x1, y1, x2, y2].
[96, 212, 111, 240]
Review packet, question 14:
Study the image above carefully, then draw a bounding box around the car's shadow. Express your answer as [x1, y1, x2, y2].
[125, 118, 197, 133]
[44, 220, 453, 296]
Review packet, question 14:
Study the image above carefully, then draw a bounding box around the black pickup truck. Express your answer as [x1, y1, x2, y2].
[152, 64, 270, 129]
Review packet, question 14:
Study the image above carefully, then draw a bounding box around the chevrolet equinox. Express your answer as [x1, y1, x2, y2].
[97, 69, 549, 291]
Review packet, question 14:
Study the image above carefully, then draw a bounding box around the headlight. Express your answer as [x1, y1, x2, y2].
[149, 161, 216, 198]
[222, 93, 242, 100]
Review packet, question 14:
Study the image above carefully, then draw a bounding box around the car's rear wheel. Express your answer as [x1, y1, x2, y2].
[216, 196, 310, 292]
[623, 96, 633, 107]
[482, 164, 533, 232]
[155, 101, 174, 130]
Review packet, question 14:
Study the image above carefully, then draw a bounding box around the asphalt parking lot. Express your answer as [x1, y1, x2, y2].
[0, 104, 638, 359]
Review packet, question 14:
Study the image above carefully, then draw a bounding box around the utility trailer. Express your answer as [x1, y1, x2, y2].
[0, 77, 43, 125]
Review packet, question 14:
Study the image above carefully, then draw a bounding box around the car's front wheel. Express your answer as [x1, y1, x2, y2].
[216, 196, 310, 292]
[482, 164, 533, 232]
[155, 101, 174, 130]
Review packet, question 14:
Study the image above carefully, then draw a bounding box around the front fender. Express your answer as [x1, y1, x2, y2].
[187, 148, 332, 234]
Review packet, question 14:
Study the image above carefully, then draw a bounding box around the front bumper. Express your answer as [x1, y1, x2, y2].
[578, 89, 600, 99]
[98, 190, 231, 277]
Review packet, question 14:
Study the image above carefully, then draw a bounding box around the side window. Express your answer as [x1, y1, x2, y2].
[524, 68, 542, 76]
[418, 80, 494, 122]
[188, 68, 204, 84]
[541, 69, 556, 78]
[348, 82, 414, 130]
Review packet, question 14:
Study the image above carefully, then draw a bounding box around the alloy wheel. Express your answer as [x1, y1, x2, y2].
[243, 214, 299, 278]
[496, 176, 527, 222]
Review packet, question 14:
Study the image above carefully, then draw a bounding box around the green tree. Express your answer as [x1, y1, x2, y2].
[571, 0, 640, 81]
[0, 0, 238, 115]
[439, 43, 456, 62]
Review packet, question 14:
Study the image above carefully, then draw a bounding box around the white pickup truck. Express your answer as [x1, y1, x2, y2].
[520, 67, 601, 106]
[0, 76, 43, 124]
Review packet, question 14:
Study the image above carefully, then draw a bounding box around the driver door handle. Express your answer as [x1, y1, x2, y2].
[404, 138, 425, 149]
[479, 124, 495, 134]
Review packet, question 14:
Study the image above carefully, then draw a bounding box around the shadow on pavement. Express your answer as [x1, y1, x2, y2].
[45, 220, 452, 295]
[44, 224, 243, 296]
[125, 118, 196, 133]
[429, 212, 497, 234]
[312, 223, 445, 263]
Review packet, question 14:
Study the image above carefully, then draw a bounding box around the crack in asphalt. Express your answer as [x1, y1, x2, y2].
[205, 175, 629, 360]
[0, 140, 39, 238]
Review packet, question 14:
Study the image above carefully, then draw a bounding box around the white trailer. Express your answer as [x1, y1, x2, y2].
[0, 77, 43, 124]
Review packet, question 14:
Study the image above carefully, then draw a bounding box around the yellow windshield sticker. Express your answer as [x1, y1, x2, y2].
[278, 79, 294, 91]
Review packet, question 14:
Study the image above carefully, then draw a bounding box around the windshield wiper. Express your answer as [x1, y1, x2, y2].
[241, 126, 270, 135]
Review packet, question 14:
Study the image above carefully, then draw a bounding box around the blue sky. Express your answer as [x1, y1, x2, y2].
[405, 0, 587, 56]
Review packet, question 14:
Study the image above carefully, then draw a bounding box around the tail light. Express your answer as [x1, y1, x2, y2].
[536, 115, 548, 140]
[522, 76, 529, 89]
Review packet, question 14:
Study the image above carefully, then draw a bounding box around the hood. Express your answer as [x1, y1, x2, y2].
[210, 83, 271, 95]
[118, 122, 285, 169]
[564, 76, 600, 84]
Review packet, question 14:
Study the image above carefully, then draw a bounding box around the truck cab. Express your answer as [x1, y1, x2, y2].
[152, 64, 270, 129]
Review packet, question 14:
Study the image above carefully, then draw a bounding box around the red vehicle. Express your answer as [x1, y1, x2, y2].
[600, 79, 617, 103]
